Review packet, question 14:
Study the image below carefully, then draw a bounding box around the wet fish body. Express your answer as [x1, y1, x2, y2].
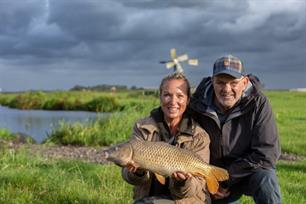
[103, 139, 229, 194]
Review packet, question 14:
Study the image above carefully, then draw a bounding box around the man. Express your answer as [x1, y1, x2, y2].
[189, 55, 281, 204]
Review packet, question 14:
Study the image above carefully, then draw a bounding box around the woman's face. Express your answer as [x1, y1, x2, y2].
[160, 79, 189, 123]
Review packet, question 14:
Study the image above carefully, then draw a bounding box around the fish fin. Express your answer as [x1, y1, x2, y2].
[205, 175, 219, 194]
[193, 171, 219, 194]
[193, 165, 229, 194]
[154, 173, 166, 185]
[210, 166, 229, 181]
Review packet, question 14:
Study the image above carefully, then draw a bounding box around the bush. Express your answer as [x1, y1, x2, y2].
[9, 92, 46, 109]
[86, 96, 121, 112]
[0, 128, 15, 141]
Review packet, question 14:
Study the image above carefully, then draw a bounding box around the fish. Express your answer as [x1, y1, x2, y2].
[102, 139, 229, 194]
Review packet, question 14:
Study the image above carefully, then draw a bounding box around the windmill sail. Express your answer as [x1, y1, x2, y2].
[160, 48, 199, 73]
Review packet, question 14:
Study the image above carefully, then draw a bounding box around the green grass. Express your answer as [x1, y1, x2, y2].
[0, 148, 132, 204]
[0, 90, 158, 112]
[0, 90, 305, 203]
[44, 101, 159, 146]
[265, 91, 306, 156]
[0, 128, 15, 141]
[238, 159, 306, 204]
[277, 160, 306, 203]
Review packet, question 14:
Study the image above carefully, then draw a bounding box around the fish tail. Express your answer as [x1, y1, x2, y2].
[205, 174, 219, 194]
[210, 165, 229, 182]
[194, 165, 229, 194]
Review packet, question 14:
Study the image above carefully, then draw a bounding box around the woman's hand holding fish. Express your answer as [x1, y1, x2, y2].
[172, 171, 193, 182]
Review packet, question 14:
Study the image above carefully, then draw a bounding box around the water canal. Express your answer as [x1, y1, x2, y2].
[0, 105, 106, 143]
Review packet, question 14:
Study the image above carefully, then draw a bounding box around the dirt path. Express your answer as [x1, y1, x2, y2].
[2, 139, 304, 164]
[2, 140, 108, 164]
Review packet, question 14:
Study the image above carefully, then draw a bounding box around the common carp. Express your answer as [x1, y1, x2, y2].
[102, 139, 229, 194]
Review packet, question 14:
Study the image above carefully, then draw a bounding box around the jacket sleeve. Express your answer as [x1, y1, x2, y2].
[121, 120, 151, 185]
[169, 129, 211, 200]
[122, 167, 150, 185]
[227, 96, 281, 186]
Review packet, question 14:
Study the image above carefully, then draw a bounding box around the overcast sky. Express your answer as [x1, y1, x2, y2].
[0, 0, 305, 91]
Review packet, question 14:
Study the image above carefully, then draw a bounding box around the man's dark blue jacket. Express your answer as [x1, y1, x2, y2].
[189, 74, 281, 186]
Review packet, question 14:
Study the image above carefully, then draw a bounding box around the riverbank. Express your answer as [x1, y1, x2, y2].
[2, 138, 304, 164]
[1, 139, 108, 165]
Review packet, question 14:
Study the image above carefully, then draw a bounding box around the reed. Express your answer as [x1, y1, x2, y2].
[44, 99, 159, 146]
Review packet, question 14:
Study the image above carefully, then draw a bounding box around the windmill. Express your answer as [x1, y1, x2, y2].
[160, 48, 199, 73]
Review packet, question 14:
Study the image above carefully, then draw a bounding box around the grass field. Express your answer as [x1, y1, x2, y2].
[0, 90, 305, 203]
[0, 149, 133, 204]
[266, 91, 306, 156]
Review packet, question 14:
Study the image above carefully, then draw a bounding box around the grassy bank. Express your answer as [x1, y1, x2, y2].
[0, 90, 305, 203]
[44, 99, 159, 146]
[0, 90, 158, 112]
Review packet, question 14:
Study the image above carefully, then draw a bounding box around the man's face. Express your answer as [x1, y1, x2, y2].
[212, 74, 249, 112]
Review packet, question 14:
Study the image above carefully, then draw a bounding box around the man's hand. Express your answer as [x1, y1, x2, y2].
[171, 171, 193, 182]
[212, 186, 230, 200]
[126, 162, 146, 176]
[126, 162, 138, 173]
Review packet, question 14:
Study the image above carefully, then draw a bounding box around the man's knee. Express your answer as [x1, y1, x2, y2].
[248, 169, 281, 204]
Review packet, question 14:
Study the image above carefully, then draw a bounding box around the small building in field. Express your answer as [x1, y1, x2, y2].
[289, 88, 306, 92]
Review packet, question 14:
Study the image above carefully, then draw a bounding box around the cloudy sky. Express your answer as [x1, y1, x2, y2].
[0, 0, 305, 91]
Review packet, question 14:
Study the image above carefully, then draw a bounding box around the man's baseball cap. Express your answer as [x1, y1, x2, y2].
[213, 55, 245, 78]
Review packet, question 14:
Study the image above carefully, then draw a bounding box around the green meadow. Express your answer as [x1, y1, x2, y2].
[0, 90, 305, 203]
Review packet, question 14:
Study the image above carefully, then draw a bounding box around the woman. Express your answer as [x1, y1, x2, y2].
[122, 73, 211, 204]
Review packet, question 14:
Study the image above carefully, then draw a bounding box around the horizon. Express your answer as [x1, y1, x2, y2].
[1, 83, 306, 93]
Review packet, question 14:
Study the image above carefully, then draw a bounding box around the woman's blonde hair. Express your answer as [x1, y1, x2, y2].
[159, 72, 191, 98]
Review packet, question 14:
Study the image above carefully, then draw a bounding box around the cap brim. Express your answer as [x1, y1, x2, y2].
[213, 70, 244, 78]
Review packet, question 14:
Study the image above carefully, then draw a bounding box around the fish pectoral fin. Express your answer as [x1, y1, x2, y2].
[154, 173, 166, 185]
[205, 175, 219, 194]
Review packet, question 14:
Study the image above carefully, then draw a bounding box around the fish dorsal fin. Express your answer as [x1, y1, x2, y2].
[154, 173, 166, 185]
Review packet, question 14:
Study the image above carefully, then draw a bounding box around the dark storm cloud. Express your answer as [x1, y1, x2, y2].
[0, 0, 305, 91]
[0, 0, 43, 34]
[0, 0, 44, 56]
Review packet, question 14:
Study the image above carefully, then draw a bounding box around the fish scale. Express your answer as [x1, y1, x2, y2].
[103, 139, 229, 194]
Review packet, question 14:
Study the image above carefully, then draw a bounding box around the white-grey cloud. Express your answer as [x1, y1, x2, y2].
[0, 0, 305, 91]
